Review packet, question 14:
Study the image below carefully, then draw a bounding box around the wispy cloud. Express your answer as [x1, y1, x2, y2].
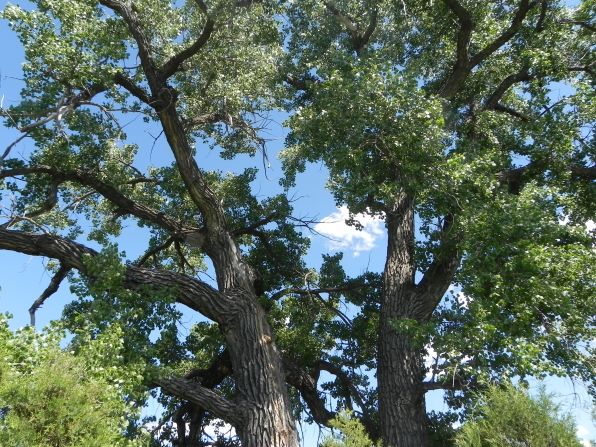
[314, 206, 385, 256]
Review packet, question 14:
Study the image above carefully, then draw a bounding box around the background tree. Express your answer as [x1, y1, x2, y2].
[0, 0, 594, 446]
[282, 0, 595, 445]
[0, 0, 306, 445]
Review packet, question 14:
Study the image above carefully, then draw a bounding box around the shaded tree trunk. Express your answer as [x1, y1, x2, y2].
[224, 289, 299, 446]
[378, 194, 429, 447]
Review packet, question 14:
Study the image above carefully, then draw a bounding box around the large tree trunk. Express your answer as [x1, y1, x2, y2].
[154, 88, 300, 446]
[378, 194, 429, 447]
[205, 232, 300, 447]
[226, 291, 299, 446]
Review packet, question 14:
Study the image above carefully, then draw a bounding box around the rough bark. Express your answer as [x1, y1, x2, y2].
[378, 194, 429, 447]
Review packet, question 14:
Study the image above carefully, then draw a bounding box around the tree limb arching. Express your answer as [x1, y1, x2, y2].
[153, 375, 245, 428]
[160, 8, 214, 80]
[484, 67, 533, 120]
[0, 227, 232, 323]
[0, 165, 192, 236]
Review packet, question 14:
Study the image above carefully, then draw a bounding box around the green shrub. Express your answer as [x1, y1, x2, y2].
[0, 317, 149, 447]
[321, 411, 378, 447]
[455, 384, 583, 447]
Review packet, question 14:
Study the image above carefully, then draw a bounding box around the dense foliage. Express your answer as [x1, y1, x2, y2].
[455, 385, 583, 447]
[0, 316, 149, 447]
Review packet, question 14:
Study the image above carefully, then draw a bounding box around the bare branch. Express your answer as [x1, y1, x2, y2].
[1, 132, 29, 161]
[4, 181, 60, 229]
[29, 264, 70, 327]
[0, 84, 105, 138]
[232, 212, 280, 237]
[558, 19, 596, 33]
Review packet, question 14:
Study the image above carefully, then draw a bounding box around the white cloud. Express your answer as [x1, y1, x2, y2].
[314, 206, 385, 256]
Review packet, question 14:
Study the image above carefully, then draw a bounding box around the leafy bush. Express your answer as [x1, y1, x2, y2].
[321, 411, 378, 447]
[455, 384, 583, 447]
[0, 316, 149, 447]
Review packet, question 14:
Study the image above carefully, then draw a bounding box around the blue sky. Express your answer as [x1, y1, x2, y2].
[0, 1, 593, 445]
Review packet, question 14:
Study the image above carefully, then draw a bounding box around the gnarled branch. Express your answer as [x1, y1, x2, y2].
[154, 375, 244, 427]
[29, 263, 70, 327]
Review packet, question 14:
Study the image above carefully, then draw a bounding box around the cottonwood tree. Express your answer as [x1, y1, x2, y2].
[282, 0, 594, 445]
[0, 0, 307, 445]
[0, 1, 594, 447]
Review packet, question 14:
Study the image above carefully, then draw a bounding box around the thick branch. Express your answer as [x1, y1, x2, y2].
[484, 68, 532, 109]
[324, 1, 377, 52]
[99, 0, 161, 92]
[29, 264, 70, 327]
[1, 166, 190, 234]
[497, 161, 596, 194]
[160, 17, 214, 79]
[114, 72, 153, 105]
[158, 107, 227, 232]
[440, 0, 474, 98]
[154, 375, 244, 427]
[470, 0, 536, 67]
[0, 227, 232, 323]
[315, 360, 368, 411]
[283, 357, 379, 440]
[324, 1, 358, 34]
[283, 358, 336, 426]
[441, 0, 537, 98]
[484, 68, 533, 120]
[415, 215, 461, 320]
